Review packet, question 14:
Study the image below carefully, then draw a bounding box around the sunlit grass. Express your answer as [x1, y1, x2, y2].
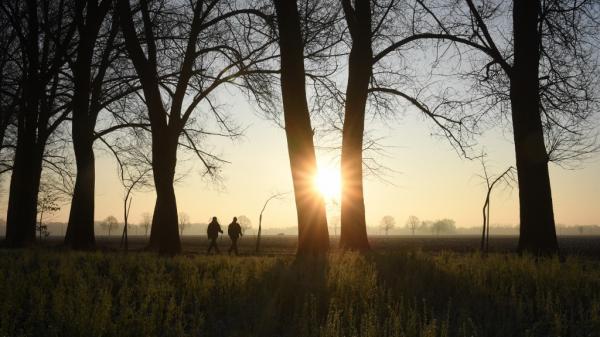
[1, 250, 599, 336]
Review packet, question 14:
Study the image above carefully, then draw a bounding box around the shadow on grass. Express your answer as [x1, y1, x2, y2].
[372, 251, 600, 337]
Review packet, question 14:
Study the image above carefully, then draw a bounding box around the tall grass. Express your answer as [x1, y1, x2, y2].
[1, 250, 599, 336]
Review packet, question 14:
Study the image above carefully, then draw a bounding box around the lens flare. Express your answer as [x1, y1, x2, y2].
[314, 166, 341, 200]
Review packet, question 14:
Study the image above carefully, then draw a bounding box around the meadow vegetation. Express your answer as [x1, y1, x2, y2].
[1, 250, 599, 337]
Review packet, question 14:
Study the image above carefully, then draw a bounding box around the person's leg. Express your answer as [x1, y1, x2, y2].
[208, 239, 215, 253]
[233, 238, 238, 255]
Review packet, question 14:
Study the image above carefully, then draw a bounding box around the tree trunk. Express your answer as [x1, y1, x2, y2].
[5, 126, 43, 247]
[274, 0, 329, 256]
[147, 127, 181, 255]
[5, 0, 43, 247]
[339, 0, 372, 251]
[64, 127, 96, 249]
[65, 28, 97, 249]
[511, 0, 558, 255]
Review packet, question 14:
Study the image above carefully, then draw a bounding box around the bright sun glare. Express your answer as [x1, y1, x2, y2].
[314, 166, 341, 200]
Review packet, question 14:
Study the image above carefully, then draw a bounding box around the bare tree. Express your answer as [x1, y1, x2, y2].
[119, 156, 152, 250]
[117, 0, 272, 254]
[65, 0, 143, 250]
[0, 13, 19, 176]
[237, 215, 252, 234]
[140, 212, 152, 238]
[379, 215, 396, 236]
[256, 191, 288, 253]
[101, 215, 119, 236]
[406, 215, 420, 236]
[1, 0, 75, 247]
[478, 156, 516, 253]
[410, 0, 600, 254]
[178, 212, 190, 236]
[337, 0, 474, 251]
[36, 179, 64, 240]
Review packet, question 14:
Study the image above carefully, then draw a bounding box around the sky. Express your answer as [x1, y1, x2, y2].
[1, 95, 598, 232]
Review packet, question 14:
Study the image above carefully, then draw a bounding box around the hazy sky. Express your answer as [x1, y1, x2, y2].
[1, 94, 598, 231]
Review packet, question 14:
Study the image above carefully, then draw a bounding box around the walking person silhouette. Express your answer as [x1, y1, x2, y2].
[206, 216, 223, 254]
[228, 217, 243, 255]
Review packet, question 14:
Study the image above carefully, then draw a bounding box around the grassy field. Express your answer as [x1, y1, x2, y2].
[1, 237, 600, 336]
[36, 234, 600, 256]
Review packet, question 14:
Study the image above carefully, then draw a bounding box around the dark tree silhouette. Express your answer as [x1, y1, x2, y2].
[0, 16, 19, 176]
[1, 0, 74, 247]
[64, 0, 123, 250]
[478, 155, 516, 253]
[118, 0, 271, 254]
[273, 0, 329, 256]
[339, 0, 372, 251]
[255, 191, 287, 253]
[410, 0, 600, 254]
[337, 0, 471, 251]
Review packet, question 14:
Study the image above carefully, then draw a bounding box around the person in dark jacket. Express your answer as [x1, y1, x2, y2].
[227, 217, 243, 255]
[207, 216, 223, 254]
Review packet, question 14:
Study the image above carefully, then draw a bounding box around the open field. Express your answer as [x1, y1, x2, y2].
[2, 236, 600, 336]
[30, 234, 600, 257]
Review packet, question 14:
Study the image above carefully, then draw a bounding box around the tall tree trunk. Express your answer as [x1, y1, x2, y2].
[274, 0, 329, 256]
[5, 2, 42, 246]
[65, 19, 97, 249]
[5, 126, 43, 247]
[511, 0, 558, 255]
[147, 126, 181, 254]
[339, 0, 371, 251]
[64, 125, 96, 249]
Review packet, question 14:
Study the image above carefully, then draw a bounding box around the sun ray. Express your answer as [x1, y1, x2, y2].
[314, 165, 341, 200]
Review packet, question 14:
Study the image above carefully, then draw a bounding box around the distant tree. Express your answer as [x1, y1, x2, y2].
[140, 212, 152, 238]
[432, 219, 456, 235]
[101, 216, 119, 237]
[420, 220, 433, 233]
[406, 216, 420, 236]
[237, 215, 252, 234]
[128, 223, 139, 236]
[178, 213, 190, 236]
[379, 216, 396, 236]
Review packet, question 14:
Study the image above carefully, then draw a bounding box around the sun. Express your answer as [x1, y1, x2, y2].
[314, 166, 341, 200]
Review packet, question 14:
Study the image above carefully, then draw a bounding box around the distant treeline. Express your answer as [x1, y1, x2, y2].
[2, 222, 599, 238]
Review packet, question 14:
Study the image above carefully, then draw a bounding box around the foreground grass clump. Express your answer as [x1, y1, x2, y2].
[1, 250, 599, 337]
